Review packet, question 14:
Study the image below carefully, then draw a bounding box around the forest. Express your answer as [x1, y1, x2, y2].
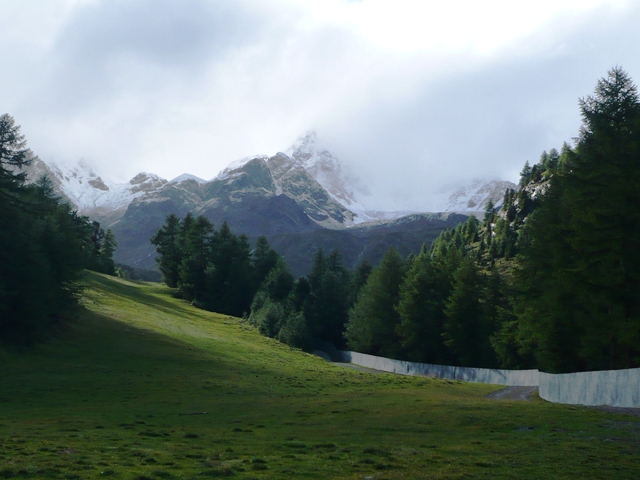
[3, 68, 639, 375]
[151, 67, 640, 374]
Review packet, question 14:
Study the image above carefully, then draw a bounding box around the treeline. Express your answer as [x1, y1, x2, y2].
[0, 114, 116, 344]
[152, 68, 640, 373]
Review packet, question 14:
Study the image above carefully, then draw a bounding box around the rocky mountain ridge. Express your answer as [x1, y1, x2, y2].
[20, 132, 514, 227]
[17, 133, 515, 274]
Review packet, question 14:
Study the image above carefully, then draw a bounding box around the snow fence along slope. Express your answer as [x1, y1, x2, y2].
[539, 369, 640, 408]
[335, 351, 640, 408]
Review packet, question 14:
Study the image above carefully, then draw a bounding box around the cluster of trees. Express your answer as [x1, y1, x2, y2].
[344, 224, 510, 368]
[152, 68, 640, 374]
[152, 212, 375, 350]
[150, 214, 281, 317]
[0, 114, 116, 343]
[248, 248, 373, 350]
[87, 221, 118, 276]
[514, 68, 640, 372]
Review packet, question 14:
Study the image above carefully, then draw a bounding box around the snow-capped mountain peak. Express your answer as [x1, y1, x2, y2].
[216, 155, 269, 180]
[285, 131, 376, 217]
[169, 173, 207, 184]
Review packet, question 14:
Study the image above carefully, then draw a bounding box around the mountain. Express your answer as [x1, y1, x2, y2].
[16, 134, 515, 275]
[268, 212, 468, 276]
[169, 173, 207, 184]
[110, 153, 356, 269]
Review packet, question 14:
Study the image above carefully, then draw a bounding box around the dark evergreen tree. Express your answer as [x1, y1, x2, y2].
[252, 235, 279, 290]
[344, 247, 406, 357]
[208, 223, 254, 316]
[516, 67, 640, 371]
[0, 114, 89, 343]
[443, 256, 495, 367]
[304, 248, 351, 348]
[150, 213, 182, 287]
[396, 252, 453, 364]
[350, 259, 373, 303]
[101, 229, 117, 275]
[179, 215, 213, 303]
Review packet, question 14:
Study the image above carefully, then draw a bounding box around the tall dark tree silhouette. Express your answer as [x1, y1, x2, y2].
[517, 67, 640, 371]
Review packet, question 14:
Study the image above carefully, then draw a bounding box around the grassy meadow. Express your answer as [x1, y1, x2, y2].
[1, 272, 639, 479]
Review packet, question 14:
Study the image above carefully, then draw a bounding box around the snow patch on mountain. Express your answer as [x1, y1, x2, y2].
[214, 131, 516, 224]
[286, 132, 411, 223]
[169, 173, 207, 184]
[286, 132, 369, 206]
[27, 159, 168, 214]
[435, 179, 517, 213]
[217, 155, 269, 180]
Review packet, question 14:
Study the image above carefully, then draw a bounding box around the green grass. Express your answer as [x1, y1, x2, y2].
[1, 271, 639, 479]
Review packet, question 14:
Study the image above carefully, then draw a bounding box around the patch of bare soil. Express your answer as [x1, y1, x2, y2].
[485, 386, 538, 401]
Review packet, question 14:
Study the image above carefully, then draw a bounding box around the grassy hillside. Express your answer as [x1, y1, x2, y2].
[1, 272, 639, 479]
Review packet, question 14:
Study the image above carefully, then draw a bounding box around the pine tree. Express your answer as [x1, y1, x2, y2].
[252, 235, 279, 290]
[101, 229, 117, 275]
[516, 67, 640, 371]
[179, 215, 213, 303]
[0, 115, 87, 342]
[396, 252, 453, 364]
[150, 213, 182, 287]
[443, 257, 492, 367]
[344, 247, 406, 357]
[304, 248, 351, 348]
[0, 114, 31, 197]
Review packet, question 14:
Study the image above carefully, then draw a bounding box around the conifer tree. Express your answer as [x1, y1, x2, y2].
[0, 114, 88, 342]
[101, 229, 118, 275]
[150, 213, 182, 287]
[179, 215, 213, 303]
[344, 247, 406, 357]
[396, 252, 453, 364]
[252, 235, 279, 290]
[517, 67, 640, 371]
[443, 256, 494, 367]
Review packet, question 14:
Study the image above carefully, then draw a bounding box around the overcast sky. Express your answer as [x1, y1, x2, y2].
[2, 0, 639, 208]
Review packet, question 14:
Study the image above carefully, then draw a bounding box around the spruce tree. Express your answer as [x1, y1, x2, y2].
[344, 247, 406, 357]
[517, 67, 640, 371]
[396, 252, 453, 364]
[443, 256, 494, 367]
[179, 215, 213, 303]
[100, 229, 118, 275]
[150, 213, 182, 287]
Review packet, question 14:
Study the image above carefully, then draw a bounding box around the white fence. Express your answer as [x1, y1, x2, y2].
[332, 350, 640, 408]
[539, 368, 640, 408]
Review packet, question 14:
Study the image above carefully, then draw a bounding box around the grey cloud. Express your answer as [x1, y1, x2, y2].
[38, 0, 270, 113]
[316, 3, 640, 208]
[5, 1, 640, 210]
[57, 0, 263, 68]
